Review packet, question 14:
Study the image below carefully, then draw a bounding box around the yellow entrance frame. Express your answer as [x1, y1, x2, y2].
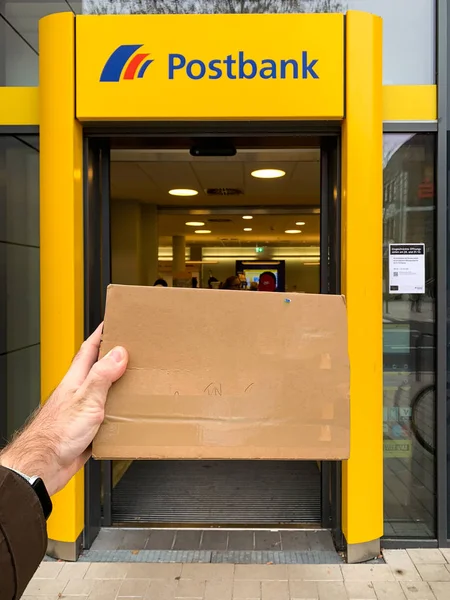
[37, 10, 383, 562]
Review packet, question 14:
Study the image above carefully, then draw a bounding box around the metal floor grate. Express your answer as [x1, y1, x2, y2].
[78, 549, 343, 564]
[112, 460, 321, 525]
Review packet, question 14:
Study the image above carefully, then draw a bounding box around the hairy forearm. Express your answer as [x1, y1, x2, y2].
[0, 405, 60, 496]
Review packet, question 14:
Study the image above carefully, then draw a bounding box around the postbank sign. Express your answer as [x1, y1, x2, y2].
[76, 14, 344, 121]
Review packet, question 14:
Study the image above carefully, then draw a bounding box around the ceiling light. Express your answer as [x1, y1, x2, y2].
[243, 228, 252, 232]
[169, 188, 198, 196]
[296, 221, 306, 226]
[194, 229, 211, 234]
[251, 168, 286, 179]
[185, 221, 205, 227]
[285, 229, 302, 234]
[242, 215, 253, 220]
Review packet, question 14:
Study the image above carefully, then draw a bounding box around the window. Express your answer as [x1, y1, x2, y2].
[383, 133, 436, 538]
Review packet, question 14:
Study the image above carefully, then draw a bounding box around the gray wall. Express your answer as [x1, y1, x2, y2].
[0, 136, 40, 443]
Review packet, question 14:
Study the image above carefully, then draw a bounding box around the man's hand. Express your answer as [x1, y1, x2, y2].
[0, 325, 128, 496]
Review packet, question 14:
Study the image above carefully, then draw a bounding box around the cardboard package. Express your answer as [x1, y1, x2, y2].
[93, 285, 350, 460]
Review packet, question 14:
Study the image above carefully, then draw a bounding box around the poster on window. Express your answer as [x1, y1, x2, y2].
[388, 244, 425, 294]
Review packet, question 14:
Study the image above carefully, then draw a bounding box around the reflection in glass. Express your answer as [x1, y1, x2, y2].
[383, 133, 436, 538]
[83, 0, 345, 14]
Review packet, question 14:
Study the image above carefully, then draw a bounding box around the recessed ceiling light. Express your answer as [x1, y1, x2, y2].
[285, 229, 302, 234]
[194, 229, 211, 234]
[296, 221, 306, 226]
[185, 221, 205, 227]
[169, 188, 198, 196]
[251, 168, 286, 179]
[242, 215, 253, 220]
[243, 228, 252, 232]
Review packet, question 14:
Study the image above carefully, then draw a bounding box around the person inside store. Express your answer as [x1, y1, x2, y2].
[221, 275, 241, 290]
[0, 325, 129, 599]
[258, 271, 277, 292]
[153, 278, 168, 287]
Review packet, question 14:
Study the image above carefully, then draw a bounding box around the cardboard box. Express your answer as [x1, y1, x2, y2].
[93, 285, 350, 460]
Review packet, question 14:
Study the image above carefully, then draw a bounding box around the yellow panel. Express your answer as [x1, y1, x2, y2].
[341, 11, 383, 545]
[39, 12, 84, 544]
[0, 83, 436, 125]
[383, 85, 436, 121]
[76, 14, 344, 121]
[0, 88, 39, 125]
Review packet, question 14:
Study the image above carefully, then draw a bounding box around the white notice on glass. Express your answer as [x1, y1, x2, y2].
[389, 243, 425, 294]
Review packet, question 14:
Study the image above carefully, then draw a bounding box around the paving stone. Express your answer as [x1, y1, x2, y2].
[204, 579, 233, 600]
[125, 563, 182, 579]
[345, 581, 377, 599]
[429, 582, 450, 600]
[232, 580, 261, 599]
[287, 565, 342, 581]
[288, 580, 318, 599]
[254, 532, 282, 551]
[400, 582, 437, 599]
[90, 529, 125, 551]
[280, 531, 310, 552]
[234, 565, 287, 581]
[119, 530, 151, 550]
[57, 562, 90, 580]
[62, 578, 95, 595]
[145, 530, 176, 550]
[88, 579, 122, 599]
[173, 531, 202, 551]
[306, 531, 336, 552]
[317, 581, 347, 600]
[33, 562, 65, 579]
[200, 531, 228, 551]
[84, 563, 129, 579]
[175, 579, 205, 598]
[118, 578, 151, 597]
[372, 581, 406, 600]
[382, 551, 421, 582]
[23, 596, 62, 600]
[261, 580, 289, 600]
[407, 550, 447, 565]
[181, 563, 234, 580]
[439, 549, 450, 564]
[24, 579, 68, 596]
[341, 565, 395, 582]
[144, 579, 177, 600]
[415, 564, 450, 582]
[228, 531, 254, 551]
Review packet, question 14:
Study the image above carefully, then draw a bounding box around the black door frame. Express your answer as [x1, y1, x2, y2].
[82, 124, 343, 549]
[83, 137, 112, 548]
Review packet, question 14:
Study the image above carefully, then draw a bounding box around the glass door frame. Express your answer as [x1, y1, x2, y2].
[82, 123, 343, 549]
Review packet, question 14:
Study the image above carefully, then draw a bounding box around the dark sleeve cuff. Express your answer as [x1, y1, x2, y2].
[0, 466, 48, 599]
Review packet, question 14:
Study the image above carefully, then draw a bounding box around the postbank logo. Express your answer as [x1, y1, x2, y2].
[100, 47, 319, 82]
[100, 44, 154, 82]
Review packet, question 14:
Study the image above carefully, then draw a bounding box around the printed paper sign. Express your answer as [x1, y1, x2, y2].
[384, 439, 413, 459]
[389, 244, 425, 294]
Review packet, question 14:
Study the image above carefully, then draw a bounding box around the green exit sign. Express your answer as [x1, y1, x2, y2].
[256, 246, 264, 253]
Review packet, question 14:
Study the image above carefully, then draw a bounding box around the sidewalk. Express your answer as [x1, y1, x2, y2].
[25, 549, 450, 599]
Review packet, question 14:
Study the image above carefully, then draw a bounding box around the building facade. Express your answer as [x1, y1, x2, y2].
[0, 0, 447, 561]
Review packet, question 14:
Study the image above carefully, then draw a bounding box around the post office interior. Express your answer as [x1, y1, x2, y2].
[83, 128, 341, 541]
